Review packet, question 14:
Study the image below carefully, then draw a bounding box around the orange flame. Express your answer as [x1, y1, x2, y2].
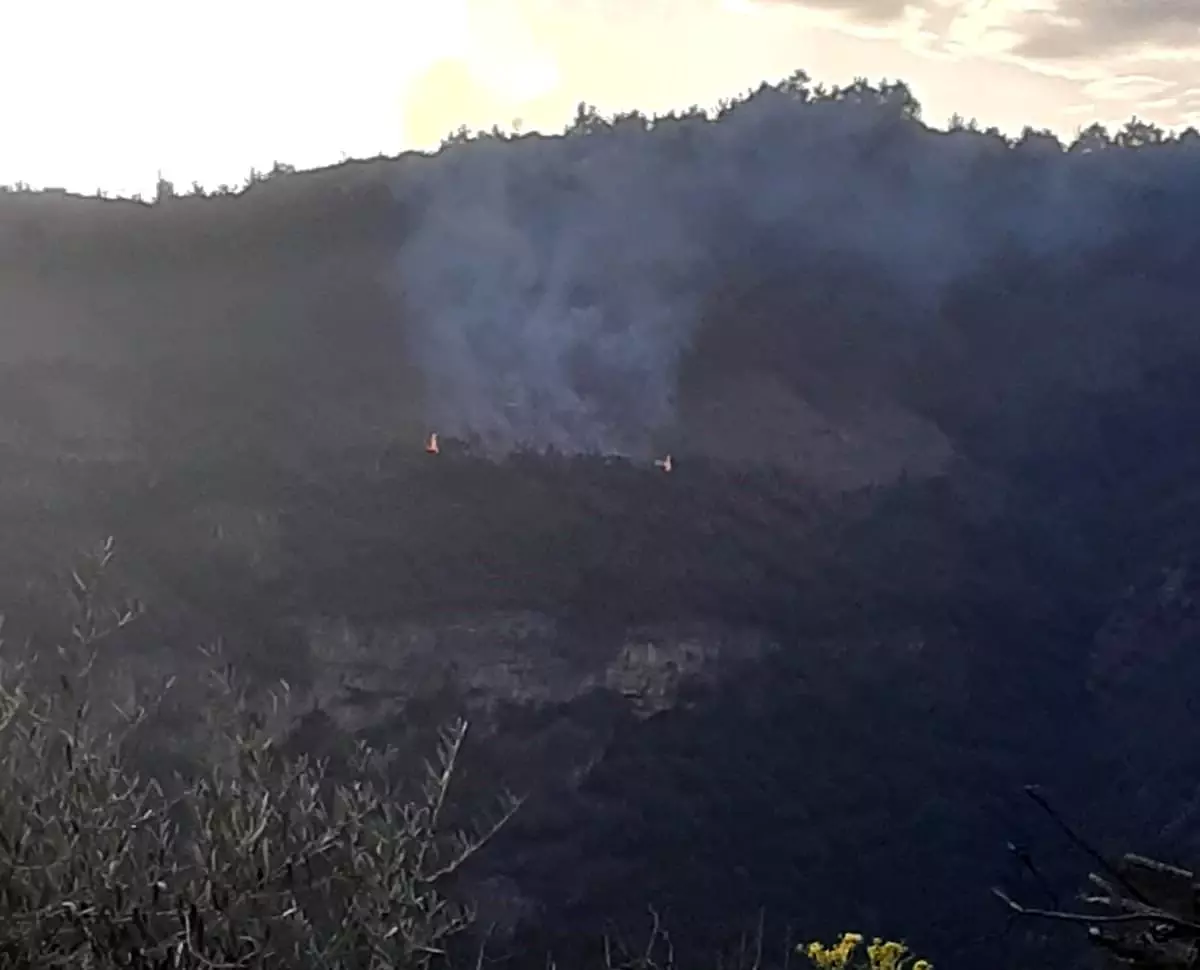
[425, 432, 440, 455]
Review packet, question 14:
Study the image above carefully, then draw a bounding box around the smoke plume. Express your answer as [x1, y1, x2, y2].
[391, 79, 1197, 455]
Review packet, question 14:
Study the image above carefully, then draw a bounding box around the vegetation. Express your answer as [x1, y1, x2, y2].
[0, 545, 1184, 970]
[803, 935, 930, 970]
[0, 541, 960, 969]
[3, 64, 1200, 970]
[0, 542, 520, 968]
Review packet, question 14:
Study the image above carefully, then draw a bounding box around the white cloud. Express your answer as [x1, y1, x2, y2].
[1082, 74, 1177, 101]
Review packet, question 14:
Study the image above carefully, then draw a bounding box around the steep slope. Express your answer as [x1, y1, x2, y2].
[3, 78, 1200, 970]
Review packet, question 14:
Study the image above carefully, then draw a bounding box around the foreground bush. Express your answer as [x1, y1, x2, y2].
[0, 540, 519, 969]
[803, 933, 932, 970]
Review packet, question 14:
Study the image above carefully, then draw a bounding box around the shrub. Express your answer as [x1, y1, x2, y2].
[802, 933, 932, 970]
[0, 539, 520, 968]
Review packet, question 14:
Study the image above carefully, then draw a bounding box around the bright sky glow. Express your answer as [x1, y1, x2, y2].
[2, 0, 1197, 197]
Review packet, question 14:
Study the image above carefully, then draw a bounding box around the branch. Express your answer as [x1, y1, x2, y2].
[992, 888, 1200, 935]
[1023, 785, 1152, 907]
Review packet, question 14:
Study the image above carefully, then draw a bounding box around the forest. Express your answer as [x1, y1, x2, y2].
[1, 70, 1200, 968]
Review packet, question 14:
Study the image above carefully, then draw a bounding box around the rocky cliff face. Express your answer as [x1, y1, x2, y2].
[672, 372, 953, 491]
[207, 606, 1008, 965]
[300, 612, 778, 728]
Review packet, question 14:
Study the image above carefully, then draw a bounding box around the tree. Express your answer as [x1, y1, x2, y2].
[1014, 126, 1063, 155]
[567, 102, 611, 136]
[1115, 117, 1167, 149]
[1069, 122, 1114, 153]
[154, 171, 176, 204]
[780, 69, 812, 101]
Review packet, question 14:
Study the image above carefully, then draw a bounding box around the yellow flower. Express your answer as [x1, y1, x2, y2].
[803, 935, 862, 970]
[866, 938, 908, 970]
[804, 942, 833, 969]
[802, 932, 927, 970]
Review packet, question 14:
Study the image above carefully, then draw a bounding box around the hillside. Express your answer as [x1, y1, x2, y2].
[3, 75, 1200, 969]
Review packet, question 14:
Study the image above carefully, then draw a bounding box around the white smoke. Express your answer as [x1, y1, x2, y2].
[391, 82, 1130, 456]
[395, 125, 714, 455]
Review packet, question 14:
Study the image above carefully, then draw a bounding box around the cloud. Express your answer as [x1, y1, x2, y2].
[1138, 96, 1181, 111]
[756, 0, 1200, 66]
[767, 0, 914, 26]
[744, 0, 1200, 129]
[1081, 73, 1176, 100]
[1011, 0, 1200, 60]
[752, 0, 1025, 42]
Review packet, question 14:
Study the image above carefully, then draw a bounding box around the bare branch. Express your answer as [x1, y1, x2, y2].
[993, 887, 1200, 934]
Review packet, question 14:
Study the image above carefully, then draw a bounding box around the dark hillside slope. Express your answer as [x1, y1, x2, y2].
[3, 77, 1200, 968]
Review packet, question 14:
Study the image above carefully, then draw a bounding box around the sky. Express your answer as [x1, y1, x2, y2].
[2, 0, 1198, 197]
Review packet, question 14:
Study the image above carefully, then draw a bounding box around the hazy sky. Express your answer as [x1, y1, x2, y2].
[3, 0, 1198, 196]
